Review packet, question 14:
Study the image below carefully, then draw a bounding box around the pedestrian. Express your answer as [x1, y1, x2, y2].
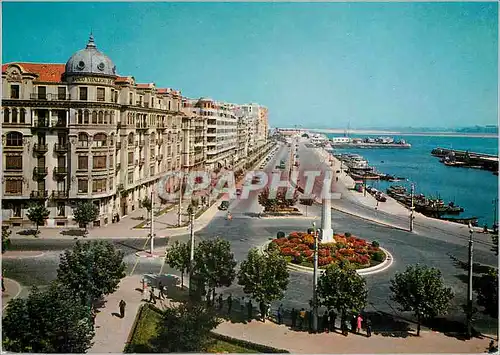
[366, 318, 372, 337]
[291, 308, 297, 328]
[247, 299, 253, 321]
[299, 308, 305, 329]
[227, 294, 233, 314]
[484, 224, 489, 233]
[158, 281, 164, 300]
[1, 275, 4, 292]
[322, 311, 329, 333]
[119, 299, 126, 318]
[329, 309, 336, 331]
[351, 314, 357, 333]
[357, 314, 364, 334]
[240, 296, 245, 312]
[217, 293, 223, 310]
[266, 303, 271, 321]
[306, 309, 312, 332]
[342, 320, 349, 336]
[259, 301, 265, 321]
[149, 287, 156, 304]
[277, 304, 283, 325]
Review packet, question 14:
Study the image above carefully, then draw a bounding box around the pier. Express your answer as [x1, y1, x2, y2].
[431, 147, 498, 173]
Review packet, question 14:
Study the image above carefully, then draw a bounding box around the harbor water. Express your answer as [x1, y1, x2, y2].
[324, 133, 499, 227]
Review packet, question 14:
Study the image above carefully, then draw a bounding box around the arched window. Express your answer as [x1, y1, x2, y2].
[3, 108, 10, 123]
[128, 132, 134, 145]
[78, 133, 89, 147]
[20, 109, 26, 124]
[92, 111, 97, 124]
[105, 111, 110, 124]
[77, 110, 83, 124]
[11, 109, 18, 124]
[98, 111, 104, 124]
[93, 133, 107, 147]
[84, 110, 90, 124]
[6, 132, 23, 146]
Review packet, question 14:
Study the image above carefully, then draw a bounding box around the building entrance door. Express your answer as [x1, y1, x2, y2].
[121, 196, 127, 216]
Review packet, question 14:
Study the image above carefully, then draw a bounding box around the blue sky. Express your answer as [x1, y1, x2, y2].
[3, 2, 498, 129]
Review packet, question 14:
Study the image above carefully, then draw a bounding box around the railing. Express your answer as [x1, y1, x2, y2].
[136, 123, 148, 129]
[32, 120, 49, 128]
[52, 190, 68, 198]
[30, 93, 71, 101]
[53, 167, 67, 175]
[31, 190, 48, 198]
[33, 167, 48, 175]
[33, 143, 48, 153]
[54, 143, 68, 153]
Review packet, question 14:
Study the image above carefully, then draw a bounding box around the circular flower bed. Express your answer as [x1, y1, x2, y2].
[270, 231, 386, 269]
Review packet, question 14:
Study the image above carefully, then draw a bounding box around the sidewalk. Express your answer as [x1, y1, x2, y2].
[2, 278, 22, 310]
[214, 320, 491, 354]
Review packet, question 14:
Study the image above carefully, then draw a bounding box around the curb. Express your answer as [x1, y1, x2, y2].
[2, 278, 23, 310]
[2, 251, 46, 259]
[286, 247, 394, 277]
[330, 206, 409, 232]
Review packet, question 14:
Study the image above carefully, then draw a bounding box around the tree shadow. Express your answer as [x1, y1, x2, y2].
[60, 229, 87, 237]
[448, 254, 493, 275]
[362, 311, 416, 338]
[17, 229, 39, 237]
[111, 312, 123, 318]
[422, 317, 483, 340]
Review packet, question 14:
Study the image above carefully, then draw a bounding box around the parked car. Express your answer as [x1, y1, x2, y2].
[218, 201, 230, 210]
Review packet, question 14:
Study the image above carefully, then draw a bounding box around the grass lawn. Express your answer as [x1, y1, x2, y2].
[126, 304, 277, 353]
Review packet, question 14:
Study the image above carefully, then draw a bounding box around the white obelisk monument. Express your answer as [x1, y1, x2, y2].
[320, 198, 334, 243]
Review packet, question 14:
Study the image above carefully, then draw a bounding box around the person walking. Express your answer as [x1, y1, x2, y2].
[366, 318, 372, 337]
[119, 300, 126, 318]
[329, 309, 336, 332]
[227, 294, 233, 315]
[1, 275, 5, 293]
[149, 287, 156, 304]
[299, 308, 305, 330]
[158, 281, 164, 300]
[291, 308, 297, 329]
[357, 314, 364, 334]
[277, 304, 283, 325]
[247, 299, 253, 321]
[240, 296, 246, 313]
[322, 311, 329, 333]
[217, 294, 223, 310]
[306, 309, 312, 332]
[259, 301, 266, 321]
[351, 314, 357, 333]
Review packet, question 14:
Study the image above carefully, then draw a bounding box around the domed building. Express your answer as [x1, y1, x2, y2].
[1, 34, 187, 228]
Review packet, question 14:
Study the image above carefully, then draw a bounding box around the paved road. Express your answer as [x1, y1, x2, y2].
[3, 142, 498, 334]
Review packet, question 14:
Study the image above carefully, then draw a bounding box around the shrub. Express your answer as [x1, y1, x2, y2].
[371, 251, 385, 262]
[293, 254, 304, 264]
[295, 244, 309, 251]
[307, 228, 314, 234]
[288, 238, 301, 245]
[280, 247, 294, 256]
[277, 231, 286, 239]
[289, 232, 299, 238]
[318, 249, 330, 257]
[301, 250, 313, 258]
[344, 232, 352, 238]
[372, 240, 380, 248]
[303, 235, 314, 245]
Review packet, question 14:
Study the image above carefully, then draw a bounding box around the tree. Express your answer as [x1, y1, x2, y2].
[152, 302, 220, 352]
[317, 263, 368, 325]
[2, 226, 11, 253]
[258, 187, 298, 212]
[491, 233, 498, 256]
[26, 203, 49, 234]
[165, 241, 190, 288]
[475, 267, 498, 319]
[142, 196, 152, 218]
[390, 264, 454, 335]
[73, 201, 99, 232]
[238, 248, 289, 320]
[2, 282, 95, 353]
[193, 237, 237, 304]
[56, 240, 126, 306]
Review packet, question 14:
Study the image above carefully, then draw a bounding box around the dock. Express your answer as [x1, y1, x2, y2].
[431, 148, 498, 173]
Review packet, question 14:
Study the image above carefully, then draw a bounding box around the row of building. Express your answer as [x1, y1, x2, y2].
[1, 35, 269, 228]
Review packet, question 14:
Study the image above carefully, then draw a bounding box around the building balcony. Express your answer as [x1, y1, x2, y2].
[33, 143, 48, 154]
[30, 190, 48, 199]
[32, 120, 49, 129]
[136, 122, 148, 130]
[117, 122, 123, 129]
[53, 167, 67, 177]
[54, 143, 68, 154]
[52, 190, 68, 199]
[116, 141, 121, 149]
[30, 93, 71, 101]
[33, 166, 48, 177]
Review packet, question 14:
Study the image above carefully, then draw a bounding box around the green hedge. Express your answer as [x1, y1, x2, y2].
[209, 332, 290, 353]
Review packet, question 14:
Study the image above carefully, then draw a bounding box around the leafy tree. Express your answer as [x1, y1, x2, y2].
[2, 282, 94, 353]
[2, 226, 11, 253]
[193, 237, 237, 304]
[165, 241, 190, 288]
[26, 203, 49, 234]
[258, 187, 298, 212]
[56, 240, 126, 306]
[317, 263, 368, 325]
[491, 233, 498, 256]
[73, 201, 99, 232]
[238, 248, 289, 319]
[475, 268, 498, 319]
[390, 264, 454, 335]
[142, 196, 152, 217]
[152, 302, 220, 352]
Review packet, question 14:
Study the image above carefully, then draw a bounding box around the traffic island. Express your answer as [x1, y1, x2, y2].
[268, 231, 393, 276]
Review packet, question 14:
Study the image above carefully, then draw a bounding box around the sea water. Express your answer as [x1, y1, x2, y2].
[324, 133, 499, 227]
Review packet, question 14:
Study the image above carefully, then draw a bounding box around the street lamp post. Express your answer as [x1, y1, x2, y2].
[410, 183, 415, 232]
[150, 190, 155, 255]
[312, 221, 319, 333]
[466, 223, 474, 339]
[188, 204, 196, 297]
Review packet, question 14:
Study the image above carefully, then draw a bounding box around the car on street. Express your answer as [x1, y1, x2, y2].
[218, 201, 230, 210]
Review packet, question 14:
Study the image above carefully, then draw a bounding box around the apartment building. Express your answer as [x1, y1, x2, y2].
[237, 103, 268, 155]
[1, 35, 185, 227]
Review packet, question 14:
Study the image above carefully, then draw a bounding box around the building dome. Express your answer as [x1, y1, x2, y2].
[65, 34, 117, 77]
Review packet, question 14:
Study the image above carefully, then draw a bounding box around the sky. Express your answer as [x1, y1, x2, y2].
[2, 2, 498, 129]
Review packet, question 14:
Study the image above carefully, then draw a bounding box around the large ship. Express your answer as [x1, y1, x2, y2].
[330, 136, 411, 149]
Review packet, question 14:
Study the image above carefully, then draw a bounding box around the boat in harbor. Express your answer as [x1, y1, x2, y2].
[330, 136, 411, 149]
[439, 216, 479, 227]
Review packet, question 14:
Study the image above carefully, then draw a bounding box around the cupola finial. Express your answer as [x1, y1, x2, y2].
[86, 31, 96, 49]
